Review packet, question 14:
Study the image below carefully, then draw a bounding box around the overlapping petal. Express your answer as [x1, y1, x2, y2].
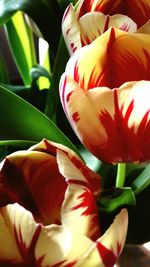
[76, 0, 150, 28]
[0, 139, 128, 266]
[76, 209, 128, 267]
[0, 203, 127, 267]
[62, 3, 137, 54]
[0, 149, 67, 225]
[0, 203, 41, 266]
[60, 27, 150, 163]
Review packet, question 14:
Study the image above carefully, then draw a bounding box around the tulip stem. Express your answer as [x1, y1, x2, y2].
[116, 163, 126, 187]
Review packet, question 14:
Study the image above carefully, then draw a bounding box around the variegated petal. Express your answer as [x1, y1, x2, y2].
[62, 4, 82, 55]
[0, 203, 41, 265]
[57, 150, 100, 240]
[60, 69, 150, 162]
[30, 139, 101, 194]
[65, 27, 150, 90]
[75, 209, 128, 267]
[35, 224, 93, 267]
[79, 12, 137, 45]
[76, 0, 150, 28]
[0, 150, 67, 225]
[76, 0, 121, 18]
[60, 74, 109, 159]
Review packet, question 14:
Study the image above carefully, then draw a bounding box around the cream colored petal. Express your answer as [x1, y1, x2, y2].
[75, 209, 128, 267]
[0, 206, 21, 262]
[29, 139, 82, 163]
[60, 73, 112, 152]
[79, 12, 137, 45]
[0, 203, 41, 264]
[118, 80, 150, 132]
[62, 4, 82, 54]
[35, 224, 93, 267]
[57, 150, 100, 240]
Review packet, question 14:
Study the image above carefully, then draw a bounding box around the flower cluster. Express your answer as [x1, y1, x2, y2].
[60, 0, 150, 163]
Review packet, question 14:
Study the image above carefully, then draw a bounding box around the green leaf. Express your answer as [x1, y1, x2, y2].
[0, 51, 9, 83]
[5, 11, 36, 85]
[99, 187, 136, 212]
[0, 84, 81, 157]
[0, 0, 60, 54]
[132, 163, 150, 194]
[0, 139, 36, 147]
[30, 65, 52, 82]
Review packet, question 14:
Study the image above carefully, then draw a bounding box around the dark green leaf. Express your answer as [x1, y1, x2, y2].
[0, 84, 81, 157]
[0, 51, 9, 83]
[0, 0, 60, 54]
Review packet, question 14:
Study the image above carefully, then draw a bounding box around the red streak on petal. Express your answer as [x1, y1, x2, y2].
[96, 241, 118, 267]
[77, 0, 93, 18]
[95, 89, 150, 162]
[66, 28, 70, 35]
[107, 27, 116, 52]
[69, 156, 100, 194]
[14, 224, 41, 266]
[43, 139, 57, 156]
[103, 15, 110, 32]
[72, 111, 80, 123]
[52, 260, 77, 267]
[66, 91, 73, 102]
[70, 42, 77, 53]
[72, 189, 96, 216]
[71, 188, 100, 240]
[120, 23, 130, 32]
[51, 261, 66, 267]
[62, 5, 71, 22]
[74, 60, 80, 84]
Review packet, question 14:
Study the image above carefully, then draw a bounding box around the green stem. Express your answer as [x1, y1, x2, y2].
[116, 163, 126, 187]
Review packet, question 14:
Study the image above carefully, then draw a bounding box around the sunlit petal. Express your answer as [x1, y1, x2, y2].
[76, 0, 150, 28]
[57, 150, 100, 240]
[75, 209, 128, 267]
[0, 203, 41, 265]
[60, 27, 150, 162]
[36, 224, 93, 267]
[79, 12, 137, 45]
[62, 4, 82, 54]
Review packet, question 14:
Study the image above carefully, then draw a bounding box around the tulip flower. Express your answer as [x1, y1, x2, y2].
[62, 3, 136, 55]
[60, 27, 150, 163]
[62, 0, 150, 55]
[0, 139, 128, 266]
[76, 0, 150, 28]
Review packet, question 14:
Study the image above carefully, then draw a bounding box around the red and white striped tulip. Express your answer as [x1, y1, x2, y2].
[62, 0, 150, 54]
[60, 28, 150, 163]
[0, 139, 128, 266]
[76, 0, 150, 28]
